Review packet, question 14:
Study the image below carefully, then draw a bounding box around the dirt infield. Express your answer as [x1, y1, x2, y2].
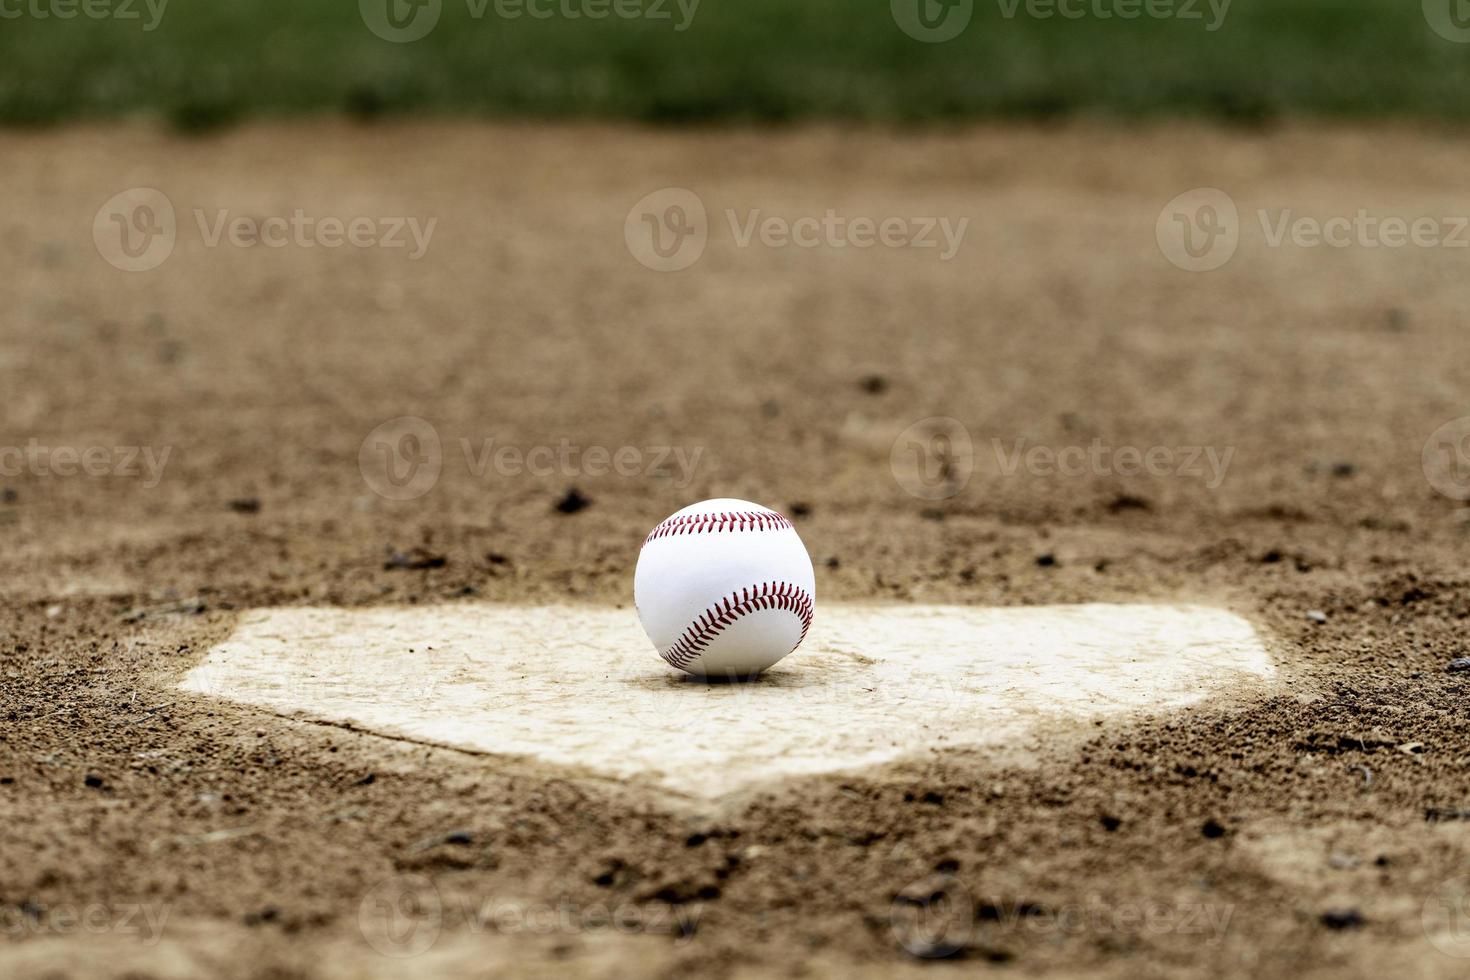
[3, 120, 1470, 978]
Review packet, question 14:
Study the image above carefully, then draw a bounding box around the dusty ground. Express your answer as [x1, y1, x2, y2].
[3, 120, 1470, 978]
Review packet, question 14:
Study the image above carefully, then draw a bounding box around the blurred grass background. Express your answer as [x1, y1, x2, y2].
[1, 0, 1467, 127]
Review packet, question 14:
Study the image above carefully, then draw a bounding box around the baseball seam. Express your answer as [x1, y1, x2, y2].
[643, 510, 793, 547]
[662, 581, 815, 671]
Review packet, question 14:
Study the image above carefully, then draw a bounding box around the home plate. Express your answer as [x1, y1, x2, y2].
[179, 603, 1275, 800]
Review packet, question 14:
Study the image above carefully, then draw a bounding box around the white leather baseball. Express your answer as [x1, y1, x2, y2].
[635, 498, 816, 677]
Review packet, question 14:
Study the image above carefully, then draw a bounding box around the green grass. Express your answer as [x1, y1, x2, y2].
[2, 0, 1468, 126]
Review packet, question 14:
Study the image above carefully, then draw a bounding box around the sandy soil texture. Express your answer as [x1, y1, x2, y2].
[2, 120, 1470, 978]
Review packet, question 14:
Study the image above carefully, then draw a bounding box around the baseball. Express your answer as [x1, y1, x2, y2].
[635, 498, 816, 677]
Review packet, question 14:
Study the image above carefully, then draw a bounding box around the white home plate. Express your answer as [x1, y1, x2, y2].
[180, 604, 1274, 799]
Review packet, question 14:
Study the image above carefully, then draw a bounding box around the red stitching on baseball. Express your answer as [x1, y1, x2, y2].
[642, 510, 793, 548]
[661, 581, 814, 670]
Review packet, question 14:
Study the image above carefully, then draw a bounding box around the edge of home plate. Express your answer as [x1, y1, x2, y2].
[179, 603, 1277, 801]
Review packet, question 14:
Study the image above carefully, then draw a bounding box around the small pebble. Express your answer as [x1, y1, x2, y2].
[385, 549, 446, 571]
[1320, 909, 1364, 930]
[1447, 658, 1470, 673]
[1107, 494, 1151, 513]
[1307, 610, 1328, 624]
[555, 488, 591, 514]
[245, 906, 280, 926]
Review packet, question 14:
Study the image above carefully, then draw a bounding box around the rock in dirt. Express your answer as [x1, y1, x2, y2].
[555, 489, 591, 514]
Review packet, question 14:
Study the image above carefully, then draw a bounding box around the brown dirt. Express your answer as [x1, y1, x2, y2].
[3, 120, 1470, 978]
